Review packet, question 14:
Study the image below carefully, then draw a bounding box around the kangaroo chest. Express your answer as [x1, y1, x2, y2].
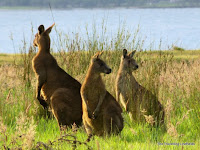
[120, 75, 135, 96]
[86, 82, 105, 111]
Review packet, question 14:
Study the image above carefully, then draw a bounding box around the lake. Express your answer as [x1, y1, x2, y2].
[0, 8, 200, 53]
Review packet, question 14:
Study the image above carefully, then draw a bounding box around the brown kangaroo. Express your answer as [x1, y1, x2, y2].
[81, 51, 124, 141]
[32, 24, 82, 128]
[115, 49, 164, 126]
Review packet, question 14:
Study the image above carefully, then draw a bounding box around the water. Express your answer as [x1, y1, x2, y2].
[0, 8, 200, 53]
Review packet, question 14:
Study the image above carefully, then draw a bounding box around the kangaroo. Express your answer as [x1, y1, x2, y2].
[81, 51, 124, 141]
[32, 24, 82, 128]
[115, 49, 164, 126]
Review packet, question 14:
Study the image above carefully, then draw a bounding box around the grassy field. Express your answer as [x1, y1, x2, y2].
[0, 49, 200, 150]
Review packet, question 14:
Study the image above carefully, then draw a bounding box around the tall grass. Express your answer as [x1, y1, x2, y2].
[0, 21, 199, 149]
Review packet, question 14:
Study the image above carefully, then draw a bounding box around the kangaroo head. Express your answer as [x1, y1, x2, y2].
[121, 49, 138, 71]
[33, 23, 55, 50]
[91, 51, 112, 74]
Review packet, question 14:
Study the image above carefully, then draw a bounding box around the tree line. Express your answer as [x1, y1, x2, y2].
[0, 0, 200, 8]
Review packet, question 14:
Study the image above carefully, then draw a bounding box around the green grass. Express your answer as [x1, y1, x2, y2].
[0, 22, 199, 149]
[0, 50, 200, 149]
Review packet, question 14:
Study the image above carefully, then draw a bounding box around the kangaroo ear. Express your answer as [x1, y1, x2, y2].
[99, 51, 104, 57]
[128, 50, 136, 58]
[38, 25, 45, 35]
[123, 49, 128, 58]
[93, 52, 100, 59]
[93, 51, 104, 59]
[45, 23, 55, 34]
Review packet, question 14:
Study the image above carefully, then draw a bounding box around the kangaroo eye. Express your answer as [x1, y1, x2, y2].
[100, 63, 104, 66]
[128, 60, 131, 64]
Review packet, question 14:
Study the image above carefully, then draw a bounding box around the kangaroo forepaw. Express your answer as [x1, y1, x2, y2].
[38, 97, 48, 109]
[40, 100, 48, 109]
[87, 109, 92, 119]
[92, 110, 99, 119]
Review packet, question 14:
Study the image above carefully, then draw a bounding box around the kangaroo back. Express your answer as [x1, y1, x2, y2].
[32, 24, 82, 128]
[103, 92, 124, 134]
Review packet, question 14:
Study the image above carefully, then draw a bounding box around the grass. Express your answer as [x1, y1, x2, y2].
[0, 22, 200, 149]
[0, 50, 199, 150]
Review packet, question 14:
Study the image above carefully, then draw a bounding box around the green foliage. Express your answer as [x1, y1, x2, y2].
[172, 46, 185, 51]
[0, 23, 200, 149]
[0, 50, 200, 149]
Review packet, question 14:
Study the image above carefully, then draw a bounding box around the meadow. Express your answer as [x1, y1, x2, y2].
[0, 25, 200, 149]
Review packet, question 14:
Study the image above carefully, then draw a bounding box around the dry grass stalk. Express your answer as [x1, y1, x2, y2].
[144, 115, 155, 126]
[36, 133, 92, 150]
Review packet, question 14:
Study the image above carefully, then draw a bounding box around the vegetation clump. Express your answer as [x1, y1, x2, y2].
[172, 46, 185, 51]
[0, 24, 199, 149]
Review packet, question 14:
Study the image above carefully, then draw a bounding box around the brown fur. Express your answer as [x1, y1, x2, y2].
[32, 24, 82, 128]
[81, 52, 123, 139]
[115, 49, 164, 126]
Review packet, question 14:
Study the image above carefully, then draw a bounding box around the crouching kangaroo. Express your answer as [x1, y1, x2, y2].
[81, 51, 124, 141]
[115, 49, 164, 126]
[32, 23, 82, 128]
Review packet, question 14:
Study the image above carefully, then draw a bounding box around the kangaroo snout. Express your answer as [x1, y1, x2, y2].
[106, 68, 112, 74]
[135, 65, 139, 69]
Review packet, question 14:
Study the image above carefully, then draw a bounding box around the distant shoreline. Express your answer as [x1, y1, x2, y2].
[1, 5, 200, 10]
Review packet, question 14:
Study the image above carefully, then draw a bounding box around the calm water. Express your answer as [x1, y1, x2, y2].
[0, 8, 200, 53]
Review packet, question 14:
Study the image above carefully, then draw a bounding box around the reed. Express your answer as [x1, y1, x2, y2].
[0, 22, 199, 149]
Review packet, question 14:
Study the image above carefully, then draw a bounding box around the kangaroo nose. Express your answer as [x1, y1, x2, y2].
[136, 65, 139, 69]
[106, 68, 112, 74]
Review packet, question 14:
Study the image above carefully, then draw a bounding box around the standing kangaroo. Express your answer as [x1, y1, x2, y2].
[32, 24, 82, 128]
[115, 49, 164, 125]
[81, 51, 123, 141]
